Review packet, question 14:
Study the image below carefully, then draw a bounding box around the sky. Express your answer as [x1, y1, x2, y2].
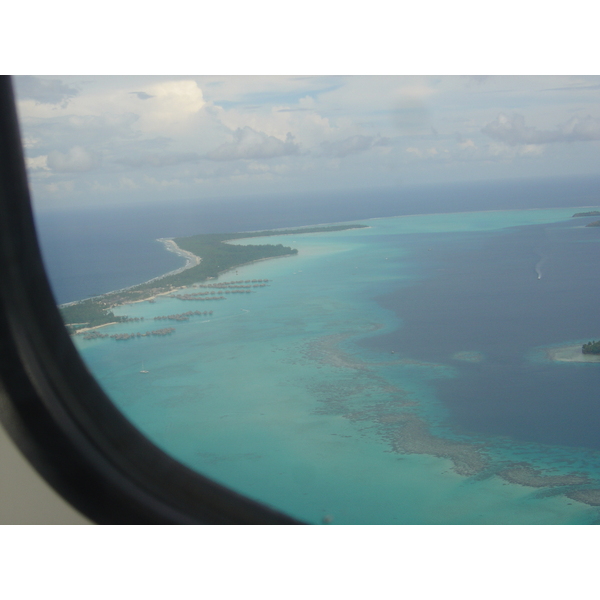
[13, 75, 600, 212]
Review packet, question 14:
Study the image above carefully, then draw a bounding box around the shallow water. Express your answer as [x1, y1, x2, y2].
[74, 206, 600, 524]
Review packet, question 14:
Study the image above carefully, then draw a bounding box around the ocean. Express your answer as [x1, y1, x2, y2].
[33, 177, 600, 524]
[35, 175, 600, 305]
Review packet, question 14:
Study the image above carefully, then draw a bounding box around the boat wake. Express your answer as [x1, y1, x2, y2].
[533, 237, 550, 281]
[534, 256, 547, 280]
[532, 228, 554, 281]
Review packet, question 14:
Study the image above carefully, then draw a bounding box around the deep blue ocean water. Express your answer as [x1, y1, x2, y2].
[33, 176, 600, 524]
[362, 221, 600, 451]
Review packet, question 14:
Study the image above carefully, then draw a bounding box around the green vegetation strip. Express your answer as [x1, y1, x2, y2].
[60, 224, 367, 331]
[572, 211, 600, 217]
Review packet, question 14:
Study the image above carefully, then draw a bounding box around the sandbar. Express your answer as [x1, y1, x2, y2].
[546, 345, 600, 363]
[156, 238, 202, 274]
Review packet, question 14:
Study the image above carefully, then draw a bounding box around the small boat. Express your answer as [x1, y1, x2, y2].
[140, 362, 149, 374]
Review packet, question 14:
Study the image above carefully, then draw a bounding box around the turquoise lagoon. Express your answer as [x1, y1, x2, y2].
[74, 206, 600, 524]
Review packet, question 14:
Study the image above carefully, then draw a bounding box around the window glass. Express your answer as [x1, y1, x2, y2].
[15, 75, 600, 524]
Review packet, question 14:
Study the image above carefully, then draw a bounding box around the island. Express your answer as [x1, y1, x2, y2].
[585, 220, 600, 227]
[60, 224, 368, 332]
[582, 340, 600, 354]
[572, 211, 600, 217]
[545, 343, 600, 363]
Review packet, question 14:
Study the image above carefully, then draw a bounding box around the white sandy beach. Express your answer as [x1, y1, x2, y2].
[547, 345, 600, 363]
[155, 238, 201, 275]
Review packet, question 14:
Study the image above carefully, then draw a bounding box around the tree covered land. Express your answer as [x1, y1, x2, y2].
[572, 211, 600, 217]
[60, 224, 367, 331]
[582, 341, 600, 354]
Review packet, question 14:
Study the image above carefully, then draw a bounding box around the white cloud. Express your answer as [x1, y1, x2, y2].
[117, 152, 200, 169]
[45, 180, 75, 194]
[22, 136, 41, 149]
[482, 113, 600, 145]
[14, 76, 79, 106]
[247, 162, 270, 172]
[519, 144, 544, 156]
[130, 80, 206, 134]
[392, 85, 436, 133]
[119, 177, 139, 189]
[25, 155, 49, 171]
[47, 146, 96, 172]
[141, 175, 182, 188]
[405, 146, 442, 158]
[16, 78, 207, 141]
[12, 76, 600, 209]
[321, 134, 390, 158]
[475, 141, 545, 160]
[206, 127, 300, 161]
[209, 95, 335, 151]
[91, 180, 114, 193]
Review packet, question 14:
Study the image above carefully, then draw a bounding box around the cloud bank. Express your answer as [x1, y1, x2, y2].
[118, 152, 200, 169]
[206, 127, 300, 161]
[13, 76, 600, 210]
[482, 113, 600, 145]
[47, 146, 96, 172]
[321, 134, 390, 158]
[15, 76, 79, 106]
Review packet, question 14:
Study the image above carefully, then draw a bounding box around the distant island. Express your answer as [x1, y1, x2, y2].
[571, 211, 600, 226]
[547, 343, 600, 363]
[60, 224, 368, 332]
[582, 341, 600, 355]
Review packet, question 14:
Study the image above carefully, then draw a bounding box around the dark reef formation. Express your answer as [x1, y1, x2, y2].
[303, 326, 600, 509]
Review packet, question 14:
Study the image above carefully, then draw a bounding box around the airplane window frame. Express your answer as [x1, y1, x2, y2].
[0, 75, 301, 525]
